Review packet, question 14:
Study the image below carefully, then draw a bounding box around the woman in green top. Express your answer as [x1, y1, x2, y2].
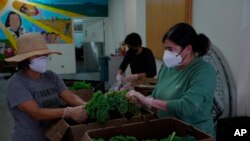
[127, 23, 216, 137]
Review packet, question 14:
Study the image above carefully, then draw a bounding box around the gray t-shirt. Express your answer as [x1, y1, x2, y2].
[6, 70, 67, 141]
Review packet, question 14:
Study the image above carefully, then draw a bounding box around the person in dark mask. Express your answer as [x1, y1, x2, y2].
[116, 32, 157, 82]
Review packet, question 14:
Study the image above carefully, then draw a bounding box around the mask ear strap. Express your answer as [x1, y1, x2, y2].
[179, 54, 187, 64]
[176, 47, 185, 56]
[176, 47, 187, 64]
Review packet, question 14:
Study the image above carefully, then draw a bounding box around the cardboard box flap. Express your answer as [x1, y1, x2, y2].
[45, 119, 69, 141]
[46, 108, 156, 141]
[70, 89, 93, 101]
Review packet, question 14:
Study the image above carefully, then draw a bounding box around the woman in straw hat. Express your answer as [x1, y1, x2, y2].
[5, 33, 88, 141]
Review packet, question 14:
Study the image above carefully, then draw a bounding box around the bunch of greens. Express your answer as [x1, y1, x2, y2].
[69, 81, 91, 90]
[0, 54, 5, 61]
[106, 90, 141, 117]
[93, 139, 105, 141]
[159, 132, 186, 141]
[0, 54, 6, 65]
[92, 138, 105, 141]
[85, 91, 110, 124]
[109, 135, 138, 141]
[92, 132, 186, 141]
[93, 135, 137, 141]
[144, 132, 186, 141]
[85, 90, 141, 124]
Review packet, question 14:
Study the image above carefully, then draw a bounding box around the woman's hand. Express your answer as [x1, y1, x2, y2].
[116, 73, 124, 82]
[62, 106, 88, 122]
[126, 90, 153, 107]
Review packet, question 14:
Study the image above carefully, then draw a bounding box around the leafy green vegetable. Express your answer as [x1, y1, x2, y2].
[160, 132, 186, 141]
[0, 54, 6, 65]
[92, 133, 186, 141]
[85, 90, 141, 124]
[69, 81, 91, 90]
[106, 90, 129, 116]
[85, 91, 110, 124]
[0, 54, 5, 61]
[106, 90, 141, 117]
[93, 138, 105, 141]
[109, 135, 138, 141]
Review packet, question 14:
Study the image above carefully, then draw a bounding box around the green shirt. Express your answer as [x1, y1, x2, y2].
[152, 58, 216, 136]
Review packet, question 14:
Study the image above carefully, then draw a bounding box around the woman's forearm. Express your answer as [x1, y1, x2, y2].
[147, 98, 167, 111]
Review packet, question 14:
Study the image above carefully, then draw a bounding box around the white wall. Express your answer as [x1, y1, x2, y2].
[107, 0, 126, 55]
[236, 0, 250, 116]
[47, 44, 76, 74]
[193, 0, 242, 84]
[136, 0, 146, 47]
[125, 0, 136, 34]
[125, 0, 146, 46]
[107, 0, 147, 54]
[192, 0, 248, 116]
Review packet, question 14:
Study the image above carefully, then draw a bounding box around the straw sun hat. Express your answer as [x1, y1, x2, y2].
[5, 33, 61, 62]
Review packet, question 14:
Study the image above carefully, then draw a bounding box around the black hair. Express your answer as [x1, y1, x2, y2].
[17, 59, 30, 70]
[162, 23, 211, 57]
[124, 32, 142, 48]
[5, 11, 22, 29]
[41, 31, 47, 35]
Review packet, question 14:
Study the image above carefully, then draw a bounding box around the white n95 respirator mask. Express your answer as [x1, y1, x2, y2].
[163, 50, 183, 68]
[29, 56, 48, 73]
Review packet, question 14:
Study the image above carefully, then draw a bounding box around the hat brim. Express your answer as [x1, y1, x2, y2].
[5, 48, 62, 62]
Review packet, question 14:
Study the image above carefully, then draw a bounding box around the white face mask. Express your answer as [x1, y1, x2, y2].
[29, 56, 48, 73]
[163, 50, 183, 68]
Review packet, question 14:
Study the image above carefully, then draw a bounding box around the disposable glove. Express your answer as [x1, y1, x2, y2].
[114, 74, 124, 90]
[116, 73, 123, 81]
[123, 74, 138, 82]
[62, 106, 88, 122]
[126, 90, 153, 106]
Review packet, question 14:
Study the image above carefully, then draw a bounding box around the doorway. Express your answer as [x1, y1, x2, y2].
[73, 18, 105, 75]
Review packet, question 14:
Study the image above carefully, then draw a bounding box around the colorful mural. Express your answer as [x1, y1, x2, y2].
[0, 0, 108, 52]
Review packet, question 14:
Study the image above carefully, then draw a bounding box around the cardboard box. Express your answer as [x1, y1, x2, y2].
[133, 77, 157, 96]
[134, 77, 157, 85]
[70, 89, 93, 102]
[82, 117, 213, 141]
[134, 85, 155, 96]
[45, 120, 69, 141]
[63, 79, 105, 92]
[63, 79, 96, 101]
[59, 89, 93, 108]
[46, 108, 156, 141]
